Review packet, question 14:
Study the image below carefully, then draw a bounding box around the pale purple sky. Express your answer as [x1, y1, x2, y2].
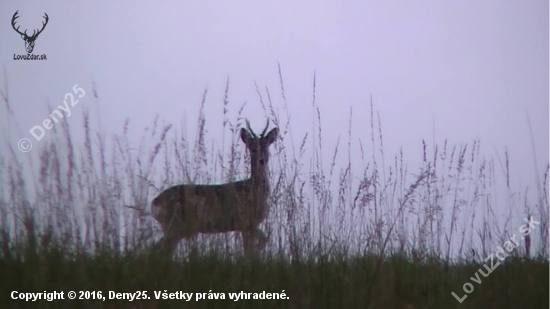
[0, 1, 548, 231]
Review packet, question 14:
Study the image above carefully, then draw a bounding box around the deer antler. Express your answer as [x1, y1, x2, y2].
[261, 119, 270, 137]
[11, 11, 49, 39]
[33, 13, 49, 38]
[245, 119, 257, 138]
[11, 11, 25, 36]
[244, 118, 271, 138]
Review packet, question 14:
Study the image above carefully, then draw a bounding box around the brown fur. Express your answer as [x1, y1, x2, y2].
[151, 120, 278, 256]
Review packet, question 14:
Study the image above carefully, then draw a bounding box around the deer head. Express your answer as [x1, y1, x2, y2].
[240, 119, 279, 182]
[12, 11, 49, 54]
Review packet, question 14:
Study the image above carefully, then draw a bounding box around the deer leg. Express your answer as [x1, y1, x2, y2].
[155, 233, 182, 257]
[253, 227, 268, 251]
[186, 234, 200, 260]
[241, 229, 254, 255]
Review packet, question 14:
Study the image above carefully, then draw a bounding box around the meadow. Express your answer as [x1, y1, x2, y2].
[0, 75, 548, 308]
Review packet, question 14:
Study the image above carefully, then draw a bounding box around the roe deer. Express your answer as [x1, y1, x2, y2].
[151, 119, 278, 257]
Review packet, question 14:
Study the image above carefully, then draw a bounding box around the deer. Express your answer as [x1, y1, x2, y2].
[11, 11, 49, 54]
[151, 119, 279, 257]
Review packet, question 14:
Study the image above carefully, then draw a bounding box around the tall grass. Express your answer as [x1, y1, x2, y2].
[0, 70, 548, 308]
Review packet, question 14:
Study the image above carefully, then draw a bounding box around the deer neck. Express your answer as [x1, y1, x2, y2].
[250, 164, 270, 192]
[248, 164, 270, 224]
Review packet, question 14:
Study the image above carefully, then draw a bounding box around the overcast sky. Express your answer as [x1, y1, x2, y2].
[0, 1, 548, 229]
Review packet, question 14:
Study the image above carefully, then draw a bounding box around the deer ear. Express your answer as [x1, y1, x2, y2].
[265, 128, 279, 145]
[240, 128, 252, 144]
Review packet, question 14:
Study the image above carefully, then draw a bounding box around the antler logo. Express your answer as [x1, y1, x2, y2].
[11, 10, 49, 54]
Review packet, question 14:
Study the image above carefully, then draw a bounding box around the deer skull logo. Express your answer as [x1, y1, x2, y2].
[11, 11, 49, 54]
